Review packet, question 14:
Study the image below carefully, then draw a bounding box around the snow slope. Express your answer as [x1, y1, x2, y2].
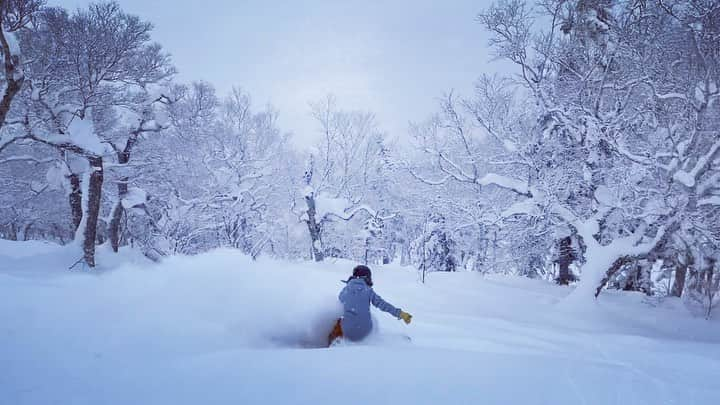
[1, 240, 719, 405]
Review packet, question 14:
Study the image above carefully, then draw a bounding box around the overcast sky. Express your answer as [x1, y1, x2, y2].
[50, 0, 509, 146]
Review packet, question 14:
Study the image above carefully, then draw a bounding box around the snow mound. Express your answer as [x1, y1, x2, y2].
[0, 240, 151, 275]
[1, 247, 344, 350]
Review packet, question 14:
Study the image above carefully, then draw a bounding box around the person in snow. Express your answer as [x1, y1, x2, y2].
[328, 265, 412, 345]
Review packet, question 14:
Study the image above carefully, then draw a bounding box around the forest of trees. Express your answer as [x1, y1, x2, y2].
[0, 0, 718, 315]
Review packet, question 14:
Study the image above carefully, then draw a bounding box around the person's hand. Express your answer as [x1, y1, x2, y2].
[399, 310, 412, 324]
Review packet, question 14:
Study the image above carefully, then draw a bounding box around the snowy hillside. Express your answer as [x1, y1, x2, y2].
[1, 240, 718, 405]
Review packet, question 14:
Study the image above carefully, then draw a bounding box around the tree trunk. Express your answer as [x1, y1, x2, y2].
[22, 222, 33, 241]
[400, 241, 410, 266]
[108, 135, 140, 253]
[304, 195, 324, 262]
[68, 173, 83, 231]
[556, 236, 576, 285]
[702, 258, 717, 319]
[671, 259, 688, 298]
[0, 22, 24, 130]
[82, 157, 104, 267]
[108, 180, 127, 253]
[7, 222, 17, 240]
[595, 256, 632, 298]
[364, 237, 370, 264]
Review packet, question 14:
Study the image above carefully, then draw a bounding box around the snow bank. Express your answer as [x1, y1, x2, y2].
[0, 239, 63, 259]
[0, 240, 151, 275]
[0, 247, 343, 351]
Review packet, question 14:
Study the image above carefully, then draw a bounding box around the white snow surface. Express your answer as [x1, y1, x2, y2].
[45, 161, 71, 192]
[121, 187, 148, 209]
[593, 185, 615, 206]
[479, 173, 529, 194]
[1, 240, 719, 405]
[501, 199, 540, 218]
[3, 30, 21, 56]
[65, 111, 109, 155]
[315, 192, 352, 219]
[502, 139, 518, 152]
[699, 196, 720, 206]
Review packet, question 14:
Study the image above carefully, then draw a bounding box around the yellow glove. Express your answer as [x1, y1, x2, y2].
[399, 310, 412, 324]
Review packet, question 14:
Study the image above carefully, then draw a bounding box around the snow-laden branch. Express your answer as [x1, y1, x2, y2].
[323, 204, 377, 222]
[478, 173, 532, 197]
[406, 163, 453, 186]
[433, 150, 475, 183]
[0, 154, 54, 165]
[500, 199, 541, 218]
[672, 136, 720, 187]
[611, 139, 654, 166]
[0, 134, 31, 154]
[566, 219, 676, 301]
[654, 92, 687, 101]
[408, 151, 534, 199]
[25, 132, 98, 158]
[698, 196, 720, 206]
[698, 172, 720, 196]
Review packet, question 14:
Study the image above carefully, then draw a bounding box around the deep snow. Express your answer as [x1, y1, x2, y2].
[1, 240, 719, 405]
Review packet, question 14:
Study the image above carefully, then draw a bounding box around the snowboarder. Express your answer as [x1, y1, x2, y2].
[328, 265, 412, 346]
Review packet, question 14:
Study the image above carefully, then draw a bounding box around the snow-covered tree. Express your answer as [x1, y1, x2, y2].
[470, 0, 718, 300]
[0, 0, 42, 129]
[0, 2, 173, 266]
[402, 0, 718, 303]
[299, 95, 393, 262]
[133, 82, 290, 258]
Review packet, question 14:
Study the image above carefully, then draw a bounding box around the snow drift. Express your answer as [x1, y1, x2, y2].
[1, 244, 346, 351]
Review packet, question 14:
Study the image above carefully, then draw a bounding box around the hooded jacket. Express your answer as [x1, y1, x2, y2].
[339, 277, 401, 341]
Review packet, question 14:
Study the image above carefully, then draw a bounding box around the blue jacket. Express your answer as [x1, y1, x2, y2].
[339, 277, 401, 341]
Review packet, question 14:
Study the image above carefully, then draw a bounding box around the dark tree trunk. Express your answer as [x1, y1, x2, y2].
[240, 217, 253, 255]
[671, 258, 688, 298]
[304, 195, 324, 262]
[108, 134, 142, 253]
[108, 180, 127, 252]
[68, 173, 83, 231]
[0, 23, 24, 129]
[595, 256, 632, 298]
[7, 222, 17, 240]
[82, 157, 104, 267]
[22, 222, 33, 241]
[556, 236, 576, 285]
[364, 237, 370, 264]
[438, 231, 455, 272]
[622, 264, 652, 295]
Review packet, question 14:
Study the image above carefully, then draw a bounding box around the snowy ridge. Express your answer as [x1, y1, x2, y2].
[1, 241, 719, 405]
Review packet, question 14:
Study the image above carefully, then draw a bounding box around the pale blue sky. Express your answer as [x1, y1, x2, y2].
[50, 0, 509, 145]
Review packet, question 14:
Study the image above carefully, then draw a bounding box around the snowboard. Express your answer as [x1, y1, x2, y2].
[328, 333, 412, 348]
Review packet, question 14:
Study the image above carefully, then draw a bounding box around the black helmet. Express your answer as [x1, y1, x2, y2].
[351, 265, 373, 286]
